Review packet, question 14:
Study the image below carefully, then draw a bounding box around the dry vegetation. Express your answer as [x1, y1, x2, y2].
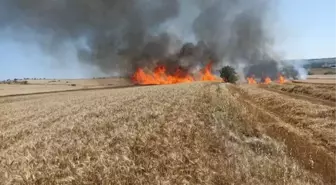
[228, 84, 336, 183]
[235, 84, 336, 154]
[0, 84, 82, 97]
[0, 82, 327, 184]
[26, 77, 131, 87]
[266, 83, 336, 102]
[0, 78, 132, 97]
[309, 68, 336, 75]
[293, 74, 336, 84]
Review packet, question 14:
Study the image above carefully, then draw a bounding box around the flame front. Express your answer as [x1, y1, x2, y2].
[247, 77, 257, 84]
[246, 75, 285, 85]
[201, 62, 216, 81]
[278, 75, 285, 84]
[132, 62, 221, 85]
[263, 77, 272, 84]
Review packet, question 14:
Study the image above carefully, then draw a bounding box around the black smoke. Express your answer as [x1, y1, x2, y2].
[0, 0, 280, 79]
[244, 60, 279, 80]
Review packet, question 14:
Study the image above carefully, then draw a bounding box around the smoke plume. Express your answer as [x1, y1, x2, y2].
[1, 0, 279, 78]
[281, 60, 309, 80]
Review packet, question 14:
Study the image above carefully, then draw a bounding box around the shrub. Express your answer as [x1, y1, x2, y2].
[220, 66, 238, 84]
[308, 71, 314, 75]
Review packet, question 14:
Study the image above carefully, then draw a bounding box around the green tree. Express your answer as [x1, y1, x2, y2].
[220, 66, 238, 84]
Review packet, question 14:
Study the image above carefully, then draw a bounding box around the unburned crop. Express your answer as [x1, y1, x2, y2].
[268, 83, 336, 102]
[0, 82, 324, 184]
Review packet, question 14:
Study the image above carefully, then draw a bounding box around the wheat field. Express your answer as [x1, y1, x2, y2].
[267, 83, 336, 102]
[0, 82, 334, 184]
[0, 78, 132, 97]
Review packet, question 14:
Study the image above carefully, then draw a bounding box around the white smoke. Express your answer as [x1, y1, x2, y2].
[292, 61, 308, 80]
[283, 59, 308, 80]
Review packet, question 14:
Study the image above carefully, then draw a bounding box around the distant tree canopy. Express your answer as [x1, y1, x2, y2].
[220, 66, 238, 84]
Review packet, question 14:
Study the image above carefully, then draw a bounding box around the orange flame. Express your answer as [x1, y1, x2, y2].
[201, 62, 217, 81]
[132, 61, 221, 85]
[245, 75, 285, 85]
[263, 77, 272, 84]
[278, 75, 285, 84]
[247, 76, 257, 84]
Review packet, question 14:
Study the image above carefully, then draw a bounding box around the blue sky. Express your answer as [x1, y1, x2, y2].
[276, 0, 335, 60]
[0, 0, 335, 79]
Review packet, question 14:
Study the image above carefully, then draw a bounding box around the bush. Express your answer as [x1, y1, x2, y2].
[308, 71, 314, 75]
[220, 66, 238, 84]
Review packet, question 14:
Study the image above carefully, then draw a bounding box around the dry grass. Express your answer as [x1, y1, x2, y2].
[26, 77, 131, 87]
[228, 84, 335, 183]
[293, 79, 336, 84]
[238, 85, 336, 155]
[294, 74, 336, 84]
[0, 82, 323, 184]
[309, 68, 336, 75]
[0, 78, 132, 97]
[269, 83, 336, 102]
[0, 84, 82, 96]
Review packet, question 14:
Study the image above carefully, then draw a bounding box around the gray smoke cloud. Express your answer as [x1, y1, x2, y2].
[0, 0, 281, 79]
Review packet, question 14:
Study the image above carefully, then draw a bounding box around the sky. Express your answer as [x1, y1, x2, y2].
[275, 0, 336, 60]
[0, 0, 335, 80]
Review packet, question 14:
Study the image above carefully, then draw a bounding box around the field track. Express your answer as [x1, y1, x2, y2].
[258, 84, 335, 107]
[228, 84, 335, 183]
[0, 85, 135, 98]
[266, 82, 336, 103]
[292, 80, 336, 85]
[0, 82, 333, 184]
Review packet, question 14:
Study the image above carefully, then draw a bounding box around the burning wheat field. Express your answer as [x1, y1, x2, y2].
[0, 0, 336, 184]
[0, 81, 335, 184]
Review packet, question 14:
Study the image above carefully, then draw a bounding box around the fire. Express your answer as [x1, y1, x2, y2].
[132, 61, 221, 85]
[246, 75, 284, 85]
[263, 77, 272, 84]
[278, 75, 285, 84]
[247, 76, 257, 84]
[201, 62, 217, 81]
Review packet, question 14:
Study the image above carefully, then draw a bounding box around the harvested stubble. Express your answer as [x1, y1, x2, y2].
[0, 84, 82, 96]
[239, 85, 336, 153]
[238, 86, 336, 157]
[269, 83, 336, 102]
[0, 82, 323, 184]
[232, 84, 336, 184]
